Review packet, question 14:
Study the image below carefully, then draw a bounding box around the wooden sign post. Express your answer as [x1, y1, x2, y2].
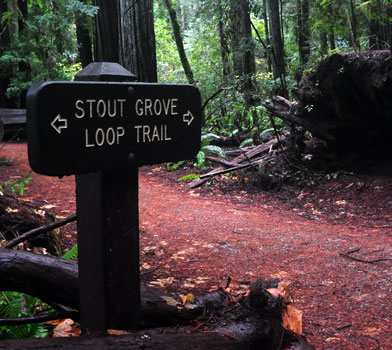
[26, 62, 201, 333]
[74, 63, 140, 333]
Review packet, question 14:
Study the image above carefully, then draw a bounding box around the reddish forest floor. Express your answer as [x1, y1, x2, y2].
[1, 142, 392, 349]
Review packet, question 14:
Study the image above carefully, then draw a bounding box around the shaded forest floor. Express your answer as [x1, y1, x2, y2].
[1, 142, 392, 349]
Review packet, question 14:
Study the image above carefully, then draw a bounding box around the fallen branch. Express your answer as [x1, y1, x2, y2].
[205, 156, 242, 168]
[0, 311, 79, 326]
[4, 214, 76, 249]
[200, 159, 265, 179]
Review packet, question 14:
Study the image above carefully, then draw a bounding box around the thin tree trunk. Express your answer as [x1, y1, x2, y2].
[349, 0, 360, 51]
[162, 0, 195, 85]
[218, 0, 230, 79]
[297, 0, 310, 68]
[240, 0, 256, 86]
[262, 0, 272, 72]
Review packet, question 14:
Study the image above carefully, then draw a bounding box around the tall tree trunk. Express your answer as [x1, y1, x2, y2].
[93, 0, 120, 62]
[162, 0, 195, 85]
[349, 0, 360, 51]
[218, 0, 230, 79]
[297, 0, 310, 68]
[93, 0, 157, 82]
[119, 0, 157, 82]
[0, 0, 10, 107]
[240, 0, 256, 107]
[267, 0, 287, 96]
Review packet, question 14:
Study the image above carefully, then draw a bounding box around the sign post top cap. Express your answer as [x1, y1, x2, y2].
[74, 62, 137, 82]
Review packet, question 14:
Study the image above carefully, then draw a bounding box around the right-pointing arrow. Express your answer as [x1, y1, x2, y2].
[183, 111, 194, 126]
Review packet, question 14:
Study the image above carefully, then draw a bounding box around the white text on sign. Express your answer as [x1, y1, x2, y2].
[74, 99, 127, 147]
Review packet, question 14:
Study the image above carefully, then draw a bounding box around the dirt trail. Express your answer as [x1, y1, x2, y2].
[1, 142, 392, 349]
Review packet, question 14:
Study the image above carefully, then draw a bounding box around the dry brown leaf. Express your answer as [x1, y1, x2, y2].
[282, 305, 303, 335]
[179, 293, 195, 308]
[52, 318, 81, 338]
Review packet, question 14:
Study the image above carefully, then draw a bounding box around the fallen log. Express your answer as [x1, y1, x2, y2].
[265, 50, 392, 153]
[0, 109, 26, 141]
[0, 248, 314, 349]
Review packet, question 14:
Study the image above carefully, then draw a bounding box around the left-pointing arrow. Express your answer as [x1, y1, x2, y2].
[51, 114, 68, 134]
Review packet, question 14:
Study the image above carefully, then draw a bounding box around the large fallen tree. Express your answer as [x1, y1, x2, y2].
[265, 50, 392, 154]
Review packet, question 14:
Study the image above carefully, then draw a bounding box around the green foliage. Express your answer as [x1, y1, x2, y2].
[0, 174, 32, 196]
[195, 133, 225, 170]
[61, 243, 78, 260]
[0, 0, 97, 105]
[0, 292, 49, 339]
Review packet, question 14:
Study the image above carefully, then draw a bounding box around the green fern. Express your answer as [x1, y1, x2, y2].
[61, 243, 78, 260]
[0, 292, 49, 339]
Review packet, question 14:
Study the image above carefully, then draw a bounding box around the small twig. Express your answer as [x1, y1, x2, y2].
[0, 310, 79, 326]
[4, 214, 77, 249]
[339, 251, 392, 264]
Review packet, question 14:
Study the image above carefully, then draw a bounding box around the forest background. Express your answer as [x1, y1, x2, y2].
[1, 0, 391, 159]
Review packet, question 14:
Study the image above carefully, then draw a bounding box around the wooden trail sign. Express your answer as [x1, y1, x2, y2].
[26, 62, 202, 333]
[27, 81, 201, 176]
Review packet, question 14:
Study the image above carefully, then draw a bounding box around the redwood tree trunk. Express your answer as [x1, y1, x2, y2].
[119, 0, 157, 82]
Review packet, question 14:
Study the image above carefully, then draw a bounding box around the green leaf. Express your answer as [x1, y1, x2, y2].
[201, 145, 226, 158]
[239, 138, 254, 148]
[201, 133, 221, 142]
[261, 128, 274, 135]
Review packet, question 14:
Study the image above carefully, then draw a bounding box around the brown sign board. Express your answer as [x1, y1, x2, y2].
[27, 81, 201, 176]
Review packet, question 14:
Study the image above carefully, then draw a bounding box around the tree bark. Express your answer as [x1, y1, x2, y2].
[118, 0, 157, 82]
[162, 0, 195, 85]
[93, 0, 120, 63]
